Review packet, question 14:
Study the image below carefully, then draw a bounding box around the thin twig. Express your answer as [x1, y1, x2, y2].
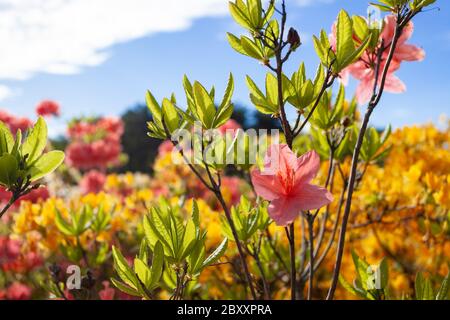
[306, 213, 315, 300]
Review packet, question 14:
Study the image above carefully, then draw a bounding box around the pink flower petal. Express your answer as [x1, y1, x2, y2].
[294, 150, 320, 184]
[381, 15, 396, 43]
[263, 144, 297, 174]
[339, 68, 350, 86]
[356, 78, 375, 105]
[268, 197, 302, 227]
[349, 60, 372, 80]
[250, 169, 283, 201]
[398, 21, 414, 44]
[395, 44, 425, 62]
[384, 74, 406, 93]
[293, 184, 334, 211]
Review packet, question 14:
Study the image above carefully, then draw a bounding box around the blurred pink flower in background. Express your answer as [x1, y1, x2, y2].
[66, 117, 124, 169]
[5, 282, 32, 300]
[99, 281, 115, 300]
[218, 119, 241, 136]
[35, 100, 61, 117]
[0, 187, 50, 212]
[251, 145, 333, 226]
[0, 236, 43, 274]
[0, 109, 32, 134]
[221, 176, 242, 206]
[158, 140, 174, 156]
[80, 170, 106, 194]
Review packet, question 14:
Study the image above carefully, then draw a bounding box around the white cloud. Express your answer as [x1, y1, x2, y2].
[0, 0, 228, 82]
[0, 0, 335, 103]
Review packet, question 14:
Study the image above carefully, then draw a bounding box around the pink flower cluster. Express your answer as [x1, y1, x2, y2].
[35, 100, 61, 118]
[330, 15, 425, 104]
[0, 109, 32, 134]
[0, 282, 32, 300]
[0, 187, 50, 207]
[79, 170, 106, 194]
[0, 236, 42, 274]
[66, 117, 124, 170]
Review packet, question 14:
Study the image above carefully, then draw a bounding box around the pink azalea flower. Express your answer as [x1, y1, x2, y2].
[36, 100, 61, 117]
[80, 170, 106, 194]
[251, 144, 333, 226]
[381, 15, 425, 63]
[329, 15, 425, 104]
[350, 58, 405, 105]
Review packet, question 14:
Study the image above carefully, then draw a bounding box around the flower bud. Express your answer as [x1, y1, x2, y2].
[287, 28, 301, 50]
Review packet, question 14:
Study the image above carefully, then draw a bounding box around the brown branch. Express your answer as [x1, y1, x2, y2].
[326, 11, 409, 300]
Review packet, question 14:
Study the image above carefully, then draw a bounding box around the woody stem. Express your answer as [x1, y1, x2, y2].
[326, 12, 408, 300]
[215, 190, 258, 300]
[285, 224, 296, 300]
[306, 212, 315, 300]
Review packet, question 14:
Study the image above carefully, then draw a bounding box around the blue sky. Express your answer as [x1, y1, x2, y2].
[0, 0, 448, 136]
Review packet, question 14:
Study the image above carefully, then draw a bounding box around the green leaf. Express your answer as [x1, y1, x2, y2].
[214, 73, 235, 128]
[339, 275, 365, 298]
[149, 242, 164, 289]
[27, 150, 65, 182]
[241, 36, 263, 60]
[353, 15, 370, 41]
[11, 129, 22, 158]
[193, 81, 216, 128]
[265, 73, 278, 107]
[0, 154, 18, 187]
[351, 250, 370, 290]
[0, 121, 14, 154]
[134, 258, 151, 288]
[162, 98, 179, 134]
[379, 257, 389, 289]
[138, 238, 149, 262]
[423, 278, 435, 300]
[149, 209, 175, 257]
[229, 1, 252, 30]
[22, 117, 48, 164]
[336, 10, 354, 58]
[73, 206, 92, 235]
[436, 273, 450, 300]
[111, 278, 141, 297]
[146, 90, 162, 125]
[201, 238, 228, 269]
[227, 33, 247, 56]
[313, 35, 326, 66]
[219, 73, 234, 111]
[246, 76, 265, 101]
[246, 75, 278, 114]
[340, 34, 372, 70]
[55, 209, 76, 236]
[112, 246, 138, 288]
[192, 200, 200, 237]
[247, 0, 261, 28]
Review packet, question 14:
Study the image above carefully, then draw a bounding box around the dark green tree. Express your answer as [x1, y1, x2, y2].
[118, 104, 280, 172]
[120, 105, 161, 173]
